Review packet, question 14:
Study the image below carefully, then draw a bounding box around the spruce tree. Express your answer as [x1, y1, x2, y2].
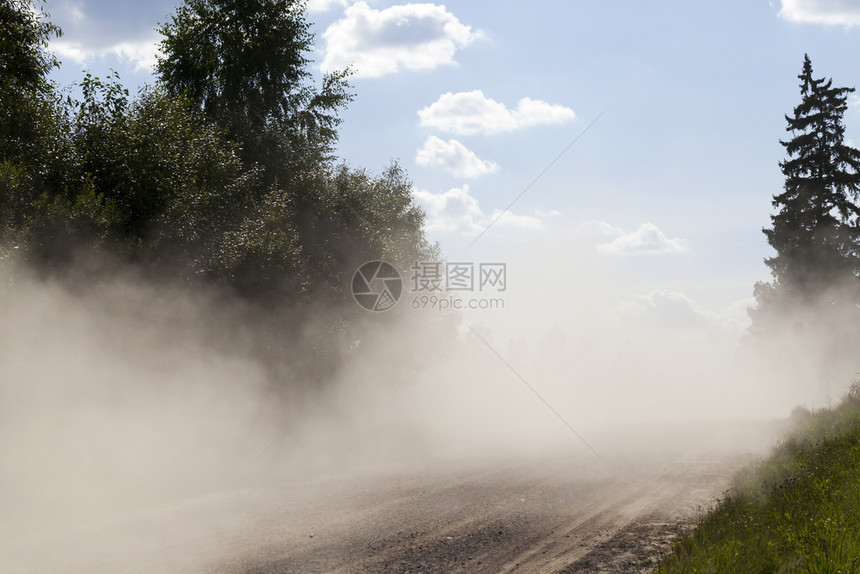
[753, 55, 860, 321]
[750, 55, 860, 394]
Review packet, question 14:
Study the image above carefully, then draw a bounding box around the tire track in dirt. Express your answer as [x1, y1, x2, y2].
[0, 445, 758, 573]
[226, 454, 742, 574]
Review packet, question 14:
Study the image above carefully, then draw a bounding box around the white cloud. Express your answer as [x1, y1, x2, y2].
[581, 220, 624, 237]
[415, 136, 499, 178]
[113, 39, 161, 71]
[307, 0, 352, 12]
[620, 291, 753, 333]
[320, 2, 481, 78]
[596, 222, 688, 255]
[722, 297, 756, 332]
[61, 1, 85, 21]
[413, 185, 544, 235]
[418, 90, 576, 136]
[620, 290, 717, 330]
[534, 209, 564, 218]
[53, 37, 161, 72]
[488, 209, 544, 231]
[779, 0, 860, 26]
[413, 185, 484, 235]
[47, 1, 165, 72]
[51, 41, 91, 66]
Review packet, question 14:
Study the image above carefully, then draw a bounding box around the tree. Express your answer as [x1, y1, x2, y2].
[0, 0, 441, 390]
[0, 0, 61, 164]
[0, 0, 65, 263]
[2, 0, 436, 315]
[753, 55, 860, 321]
[153, 0, 361, 302]
[0, 0, 58, 86]
[154, 0, 437, 305]
[156, 0, 352, 179]
[750, 55, 860, 394]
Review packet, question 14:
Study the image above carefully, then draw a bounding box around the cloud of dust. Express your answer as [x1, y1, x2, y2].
[1, 224, 853, 571]
[0, 263, 344, 571]
[372, 224, 860, 462]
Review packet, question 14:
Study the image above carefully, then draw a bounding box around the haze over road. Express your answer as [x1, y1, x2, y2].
[1, 421, 780, 574]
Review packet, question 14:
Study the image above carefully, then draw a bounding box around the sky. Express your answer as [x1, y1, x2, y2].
[37, 0, 860, 389]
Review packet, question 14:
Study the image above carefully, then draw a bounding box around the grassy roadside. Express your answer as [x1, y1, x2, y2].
[656, 382, 860, 574]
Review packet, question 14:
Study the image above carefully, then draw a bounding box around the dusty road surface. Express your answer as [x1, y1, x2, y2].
[1, 422, 778, 574]
[215, 454, 736, 574]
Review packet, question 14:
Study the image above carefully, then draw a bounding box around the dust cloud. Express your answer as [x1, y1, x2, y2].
[0, 233, 851, 572]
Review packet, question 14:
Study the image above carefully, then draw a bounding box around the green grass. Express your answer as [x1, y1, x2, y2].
[657, 382, 860, 574]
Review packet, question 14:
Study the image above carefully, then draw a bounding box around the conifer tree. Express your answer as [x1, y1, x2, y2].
[753, 55, 860, 327]
[750, 55, 860, 393]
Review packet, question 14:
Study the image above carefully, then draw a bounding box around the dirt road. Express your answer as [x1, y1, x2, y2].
[1, 422, 776, 574]
[215, 454, 738, 574]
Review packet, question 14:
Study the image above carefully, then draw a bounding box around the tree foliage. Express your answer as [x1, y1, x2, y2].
[0, 0, 60, 165]
[0, 0, 65, 259]
[753, 55, 860, 323]
[0, 0, 434, 302]
[750, 55, 860, 388]
[156, 0, 352, 178]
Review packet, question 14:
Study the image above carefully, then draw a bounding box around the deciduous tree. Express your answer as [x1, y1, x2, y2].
[156, 0, 352, 178]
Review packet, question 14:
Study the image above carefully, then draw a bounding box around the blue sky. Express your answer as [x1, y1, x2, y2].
[40, 0, 860, 355]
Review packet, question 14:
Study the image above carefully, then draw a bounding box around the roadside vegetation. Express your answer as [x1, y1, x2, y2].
[657, 381, 860, 573]
[655, 51, 860, 574]
[0, 0, 441, 385]
[1, 0, 436, 297]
